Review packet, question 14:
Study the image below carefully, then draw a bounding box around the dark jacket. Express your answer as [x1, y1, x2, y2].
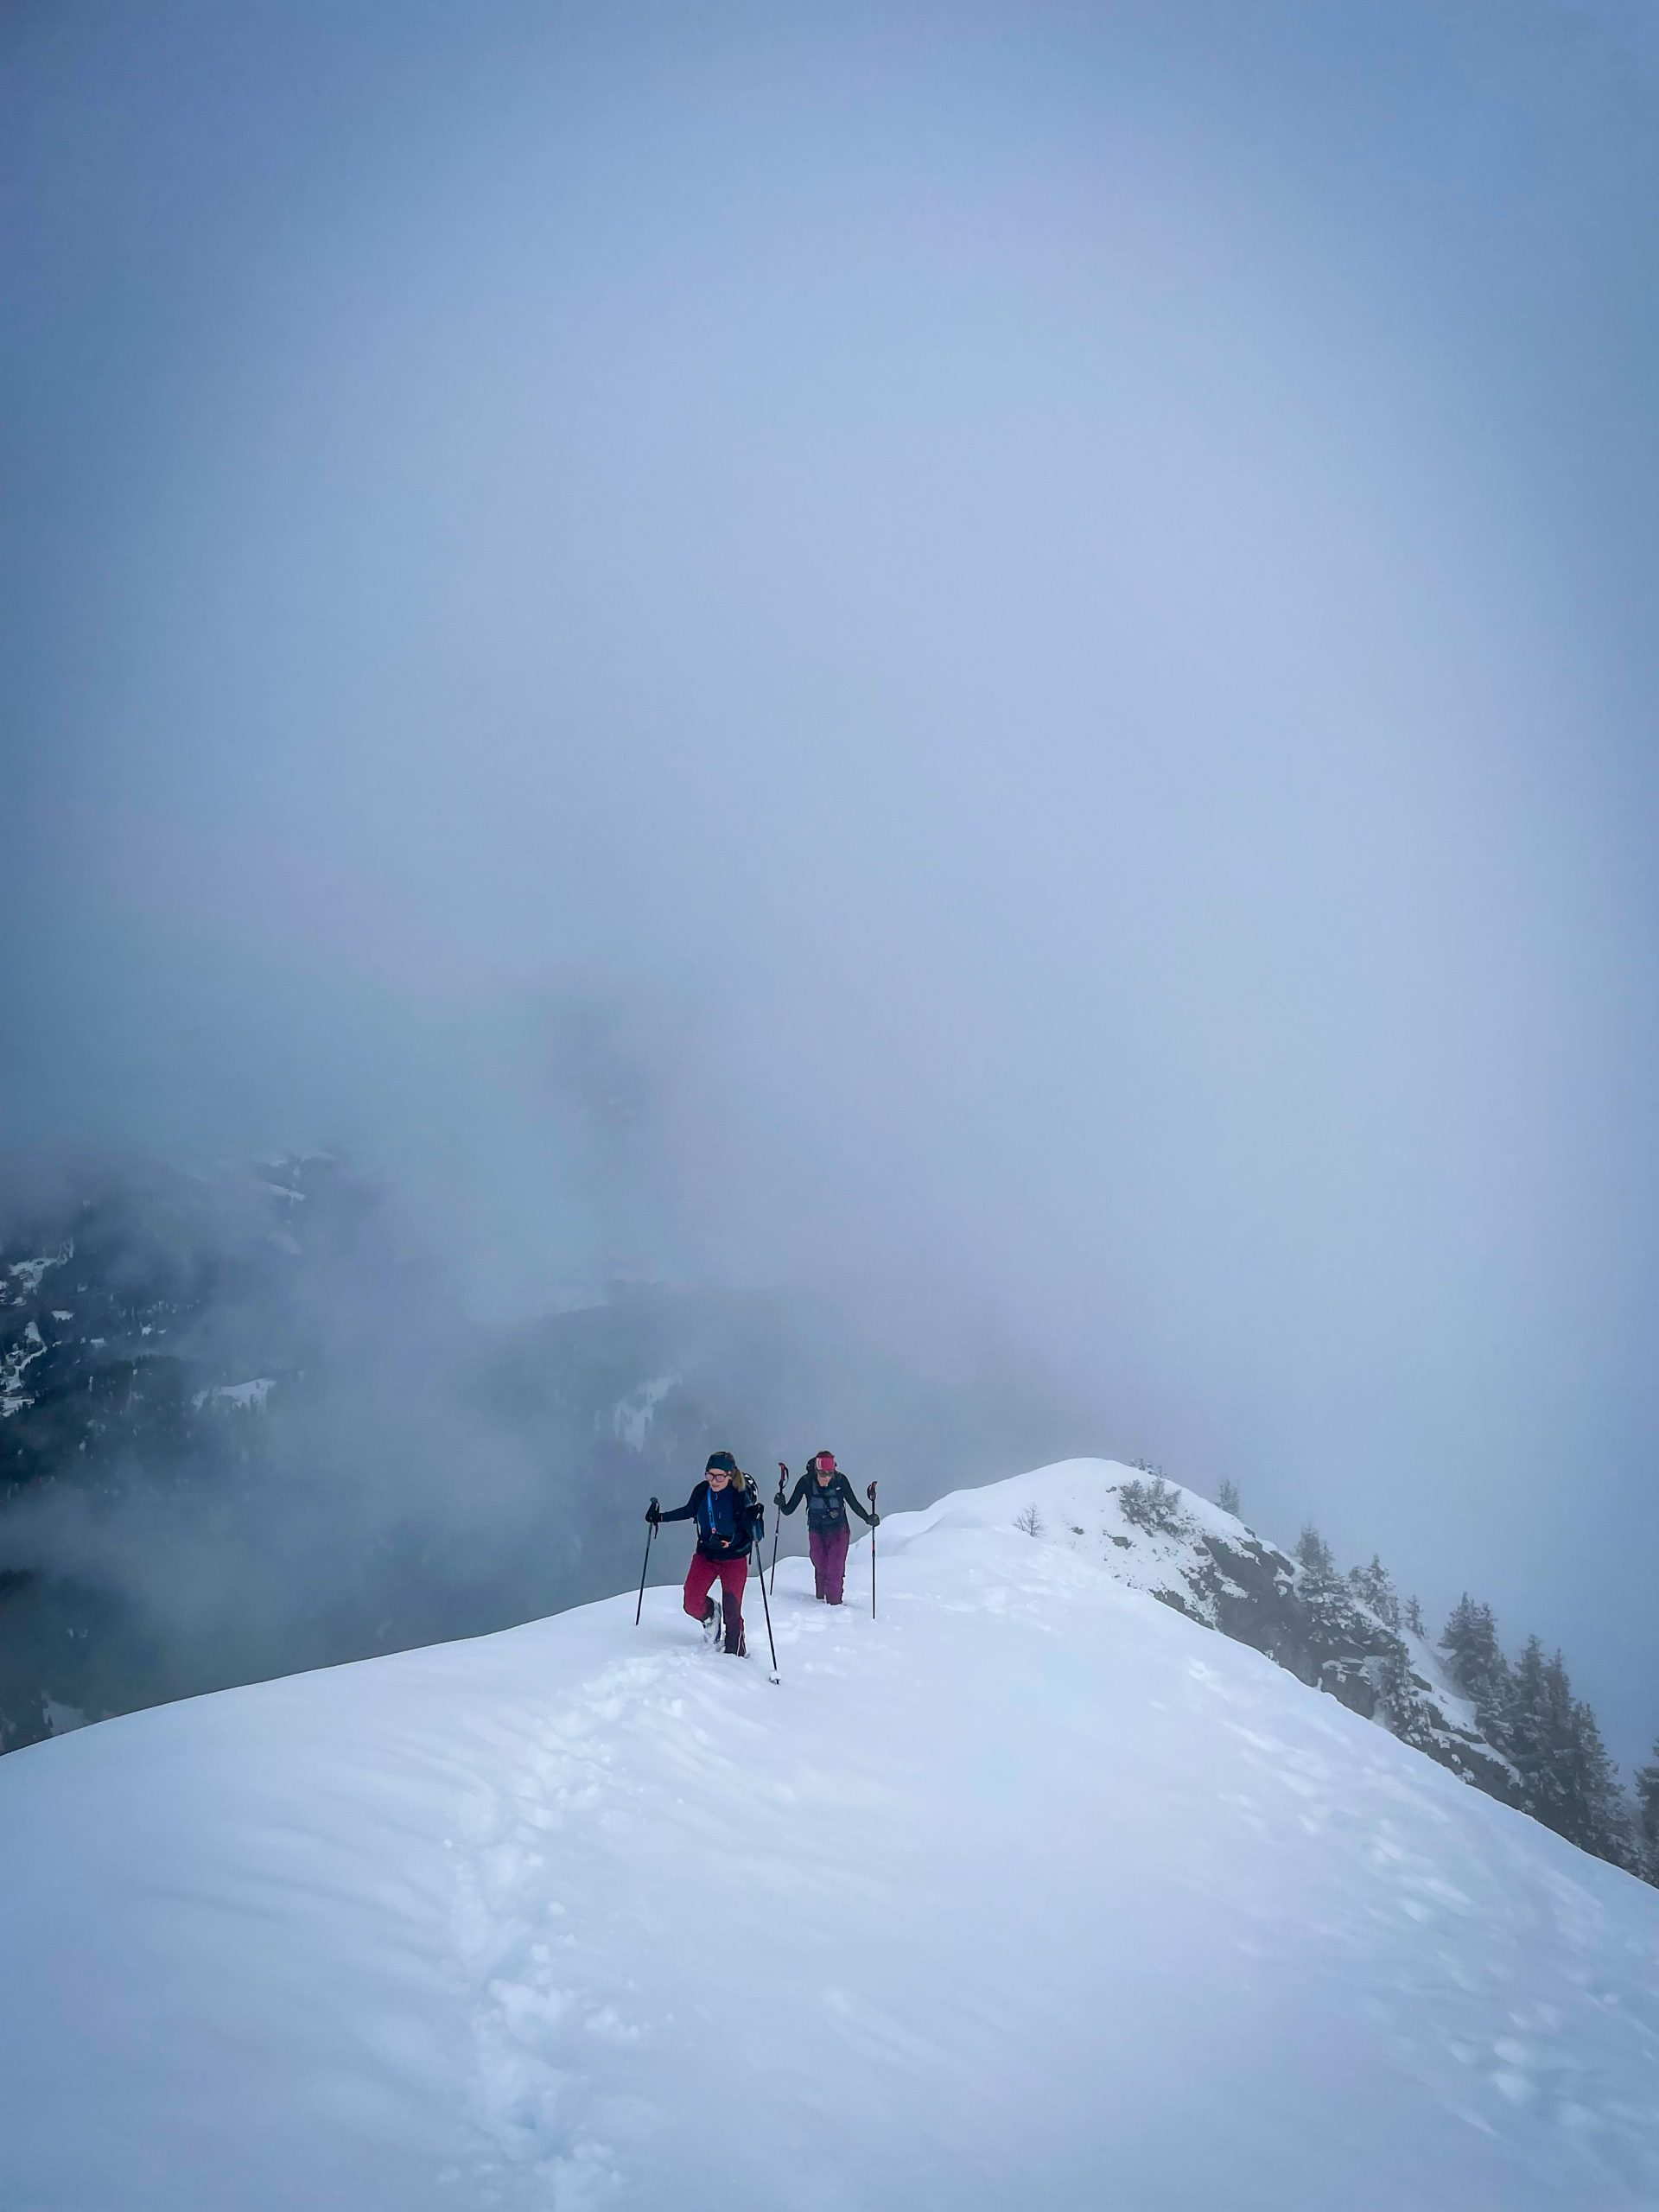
[779, 1469, 873, 1534]
[658, 1479, 764, 1560]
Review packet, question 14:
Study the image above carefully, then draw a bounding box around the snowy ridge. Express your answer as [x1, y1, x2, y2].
[2, 1459, 1656, 2211]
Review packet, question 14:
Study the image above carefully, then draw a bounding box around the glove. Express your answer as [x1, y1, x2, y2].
[869, 1511, 880, 1528]
[646, 1499, 660, 1525]
[774, 1489, 787, 1509]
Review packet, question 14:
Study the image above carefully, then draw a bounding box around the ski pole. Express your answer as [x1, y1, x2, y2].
[868, 1480, 878, 1619]
[770, 1461, 788, 1593]
[747, 1480, 780, 1682]
[634, 1503, 658, 1626]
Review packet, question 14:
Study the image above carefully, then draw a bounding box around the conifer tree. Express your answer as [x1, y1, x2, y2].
[1439, 1595, 1512, 1747]
[1508, 1636, 1551, 1818]
[1351, 1554, 1399, 1628]
[1510, 1641, 1582, 1842]
[1635, 1745, 1659, 1885]
[1217, 1478, 1241, 1517]
[1379, 1637, 1434, 1753]
[1539, 1651, 1580, 1839]
[1564, 1700, 1634, 1869]
[1294, 1524, 1335, 1584]
[1402, 1593, 1426, 1638]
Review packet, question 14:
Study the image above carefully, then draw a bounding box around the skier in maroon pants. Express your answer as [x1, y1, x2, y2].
[775, 1450, 878, 1605]
[648, 1452, 764, 1654]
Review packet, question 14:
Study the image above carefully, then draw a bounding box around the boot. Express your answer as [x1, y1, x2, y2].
[723, 1605, 747, 1656]
[700, 1597, 720, 1643]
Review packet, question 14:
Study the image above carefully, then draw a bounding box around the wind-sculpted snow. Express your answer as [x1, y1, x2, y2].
[2, 1460, 1656, 2211]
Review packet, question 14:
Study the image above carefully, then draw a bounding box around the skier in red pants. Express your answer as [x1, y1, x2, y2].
[648, 1452, 764, 1655]
[776, 1450, 878, 1605]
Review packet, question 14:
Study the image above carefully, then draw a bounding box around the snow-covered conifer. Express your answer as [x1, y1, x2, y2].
[1439, 1596, 1512, 1745]
[1510, 1641, 1580, 1842]
[1636, 1746, 1659, 1885]
[1294, 1524, 1336, 1584]
[1565, 1700, 1636, 1871]
[1351, 1554, 1399, 1628]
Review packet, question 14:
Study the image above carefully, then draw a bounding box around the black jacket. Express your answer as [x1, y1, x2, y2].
[658, 1479, 764, 1560]
[778, 1469, 873, 1534]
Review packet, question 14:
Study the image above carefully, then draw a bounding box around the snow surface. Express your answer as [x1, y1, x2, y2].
[0, 1316, 47, 1416]
[2, 1459, 1657, 2212]
[4, 1242, 72, 1294]
[611, 1372, 677, 1451]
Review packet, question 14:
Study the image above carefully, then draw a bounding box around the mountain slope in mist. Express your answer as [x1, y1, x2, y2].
[3, 1459, 1656, 2212]
[0, 1153, 1082, 1750]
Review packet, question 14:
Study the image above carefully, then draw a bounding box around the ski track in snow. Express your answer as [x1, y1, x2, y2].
[3, 1462, 1658, 2212]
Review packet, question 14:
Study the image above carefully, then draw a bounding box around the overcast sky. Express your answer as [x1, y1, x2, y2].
[4, 0, 1657, 1753]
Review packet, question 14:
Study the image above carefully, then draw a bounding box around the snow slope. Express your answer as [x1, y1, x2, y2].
[3, 1459, 1657, 2212]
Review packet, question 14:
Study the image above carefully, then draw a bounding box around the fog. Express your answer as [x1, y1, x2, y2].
[4, 3, 1657, 1753]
